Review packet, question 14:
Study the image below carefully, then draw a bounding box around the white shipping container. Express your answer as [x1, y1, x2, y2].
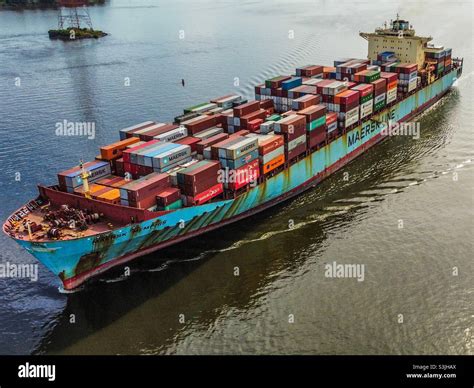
[287, 134, 306, 151]
[191, 103, 217, 114]
[153, 126, 188, 142]
[327, 122, 338, 133]
[156, 156, 193, 173]
[408, 78, 417, 92]
[302, 78, 324, 86]
[194, 127, 223, 140]
[217, 95, 241, 108]
[360, 100, 373, 119]
[152, 145, 192, 168]
[133, 123, 166, 137]
[224, 137, 259, 159]
[386, 88, 397, 104]
[181, 115, 208, 127]
[119, 121, 155, 140]
[344, 107, 359, 127]
[374, 93, 386, 104]
[261, 146, 284, 164]
[260, 121, 274, 134]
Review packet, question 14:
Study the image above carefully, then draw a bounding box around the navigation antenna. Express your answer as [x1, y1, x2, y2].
[57, 0, 93, 30]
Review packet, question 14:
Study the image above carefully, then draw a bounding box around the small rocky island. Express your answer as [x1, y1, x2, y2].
[48, 27, 107, 40]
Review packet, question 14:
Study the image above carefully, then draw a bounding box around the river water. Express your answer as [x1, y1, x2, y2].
[0, 0, 472, 355]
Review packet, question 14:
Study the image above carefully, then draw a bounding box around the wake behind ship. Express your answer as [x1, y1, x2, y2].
[4, 17, 463, 290]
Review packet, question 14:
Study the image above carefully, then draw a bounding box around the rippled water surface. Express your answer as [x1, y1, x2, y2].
[0, 0, 472, 355]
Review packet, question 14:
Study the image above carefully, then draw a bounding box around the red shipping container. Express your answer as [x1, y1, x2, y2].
[296, 65, 323, 77]
[289, 85, 318, 97]
[380, 72, 398, 83]
[351, 83, 373, 98]
[123, 162, 139, 177]
[121, 172, 170, 202]
[185, 183, 223, 206]
[334, 90, 359, 105]
[316, 80, 337, 94]
[276, 115, 306, 141]
[122, 121, 157, 139]
[178, 160, 221, 185]
[156, 187, 181, 207]
[129, 194, 158, 210]
[297, 104, 326, 123]
[259, 99, 274, 110]
[96, 175, 129, 188]
[248, 118, 264, 132]
[286, 142, 306, 161]
[293, 95, 320, 110]
[266, 75, 291, 89]
[233, 101, 260, 117]
[196, 133, 229, 154]
[371, 78, 387, 91]
[185, 115, 220, 135]
[239, 109, 266, 128]
[225, 159, 260, 190]
[210, 133, 247, 159]
[339, 100, 359, 112]
[137, 124, 179, 142]
[234, 130, 250, 136]
[115, 158, 125, 176]
[137, 164, 154, 177]
[326, 112, 338, 125]
[181, 176, 219, 196]
[307, 129, 326, 148]
[175, 136, 201, 153]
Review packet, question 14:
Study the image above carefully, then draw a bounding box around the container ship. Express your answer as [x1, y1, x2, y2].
[4, 17, 463, 290]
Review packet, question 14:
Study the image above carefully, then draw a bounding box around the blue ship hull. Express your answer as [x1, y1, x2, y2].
[7, 69, 459, 289]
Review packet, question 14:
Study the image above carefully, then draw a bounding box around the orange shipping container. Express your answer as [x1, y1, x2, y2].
[100, 137, 140, 161]
[74, 183, 107, 196]
[97, 188, 121, 204]
[91, 186, 115, 199]
[262, 153, 285, 175]
[387, 81, 398, 90]
[258, 135, 284, 155]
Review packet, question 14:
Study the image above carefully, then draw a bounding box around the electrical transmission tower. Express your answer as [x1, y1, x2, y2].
[57, 0, 93, 30]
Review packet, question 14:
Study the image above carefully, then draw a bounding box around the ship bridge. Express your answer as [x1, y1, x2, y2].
[360, 15, 432, 69]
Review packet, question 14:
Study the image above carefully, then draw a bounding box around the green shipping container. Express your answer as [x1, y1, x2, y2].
[374, 101, 386, 111]
[307, 115, 326, 131]
[266, 114, 281, 122]
[184, 102, 210, 114]
[361, 93, 373, 104]
[265, 76, 287, 88]
[163, 199, 183, 211]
